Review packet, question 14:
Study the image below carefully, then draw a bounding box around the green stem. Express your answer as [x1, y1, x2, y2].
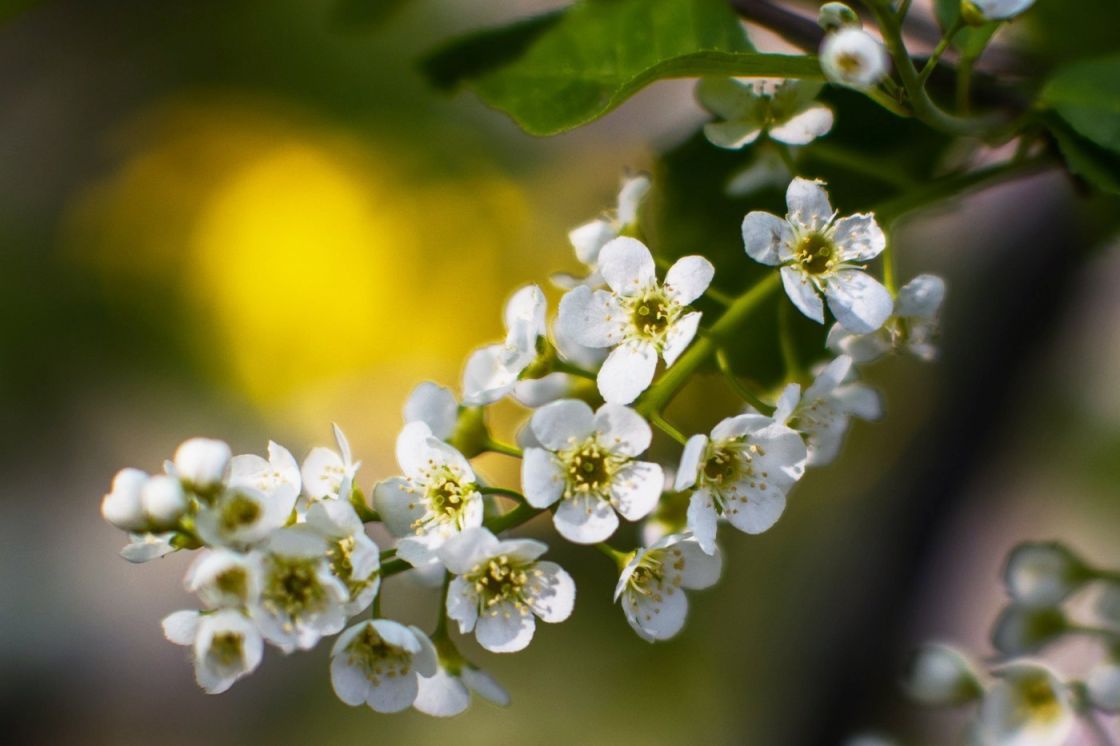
[650, 413, 688, 445]
[433, 570, 451, 638]
[553, 359, 597, 381]
[478, 485, 527, 503]
[807, 142, 915, 189]
[483, 438, 523, 458]
[715, 348, 774, 415]
[486, 502, 540, 535]
[596, 542, 632, 570]
[918, 18, 965, 84]
[956, 57, 974, 115]
[865, 87, 912, 119]
[636, 273, 781, 417]
[773, 142, 799, 176]
[881, 241, 897, 294]
[778, 301, 802, 382]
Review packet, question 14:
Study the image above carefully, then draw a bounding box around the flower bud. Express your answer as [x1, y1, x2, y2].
[1004, 541, 1089, 607]
[173, 437, 231, 491]
[820, 28, 890, 91]
[962, 0, 1036, 24]
[991, 604, 1067, 655]
[904, 643, 983, 705]
[817, 2, 859, 33]
[141, 474, 187, 528]
[101, 468, 149, 531]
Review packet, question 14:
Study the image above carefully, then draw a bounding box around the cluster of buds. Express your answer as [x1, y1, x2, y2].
[902, 542, 1120, 744]
[101, 145, 946, 712]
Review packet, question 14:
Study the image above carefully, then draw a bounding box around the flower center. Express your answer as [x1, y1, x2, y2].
[797, 232, 837, 275]
[261, 556, 327, 620]
[626, 289, 678, 343]
[627, 551, 667, 597]
[1019, 676, 1062, 723]
[413, 467, 476, 533]
[701, 445, 743, 485]
[215, 567, 249, 601]
[207, 631, 245, 668]
[470, 554, 533, 610]
[219, 492, 261, 532]
[835, 52, 864, 76]
[348, 626, 411, 682]
[561, 439, 621, 499]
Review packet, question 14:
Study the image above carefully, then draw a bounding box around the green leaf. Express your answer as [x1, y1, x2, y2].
[1041, 55, 1120, 155]
[331, 0, 412, 29]
[1045, 115, 1120, 196]
[422, 0, 821, 136]
[933, 0, 997, 59]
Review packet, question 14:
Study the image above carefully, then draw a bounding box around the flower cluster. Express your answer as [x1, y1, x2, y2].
[100, 166, 944, 715]
[900, 542, 1120, 744]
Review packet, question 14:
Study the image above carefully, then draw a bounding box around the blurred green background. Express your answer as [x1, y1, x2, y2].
[3, 1, 1120, 744]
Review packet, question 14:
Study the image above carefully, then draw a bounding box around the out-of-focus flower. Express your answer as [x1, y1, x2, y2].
[101, 468, 150, 532]
[903, 643, 983, 706]
[828, 274, 946, 363]
[404, 382, 459, 442]
[463, 285, 547, 406]
[141, 474, 187, 529]
[697, 79, 834, 149]
[1003, 541, 1090, 608]
[413, 659, 510, 717]
[162, 608, 264, 694]
[185, 548, 263, 609]
[820, 27, 890, 91]
[330, 619, 437, 713]
[963, 0, 1036, 23]
[974, 662, 1075, 746]
[558, 174, 651, 288]
[305, 500, 380, 616]
[300, 424, 360, 505]
[991, 605, 1068, 655]
[173, 437, 232, 493]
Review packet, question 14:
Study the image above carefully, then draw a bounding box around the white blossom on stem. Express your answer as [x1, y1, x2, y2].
[522, 400, 663, 544]
[304, 500, 380, 615]
[185, 548, 263, 609]
[820, 27, 890, 91]
[557, 173, 651, 288]
[463, 285, 547, 406]
[439, 527, 575, 653]
[828, 274, 946, 363]
[194, 482, 291, 548]
[162, 608, 264, 694]
[558, 237, 713, 404]
[173, 437, 232, 493]
[697, 78, 834, 149]
[614, 533, 722, 642]
[1003, 541, 1089, 608]
[300, 423, 360, 505]
[227, 441, 301, 513]
[330, 619, 437, 713]
[973, 662, 1075, 746]
[414, 659, 511, 717]
[676, 414, 808, 554]
[743, 178, 892, 333]
[404, 381, 459, 441]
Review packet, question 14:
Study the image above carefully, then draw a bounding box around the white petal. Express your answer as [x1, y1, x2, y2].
[330, 656, 371, 707]
[675, 434, 708, 491]
[724, 481, 787, 535]
[568, 219, 616, 266]
[623, 583, 688, 642]
[300, 447, 344, 500]
[772, 383, 801, 424]
[512, 372, 572, 408]
[530, 399, 595, 451]
[414, 668, 470, 717]
[610, 461, 663, 521]
[785, 177, 834, 233]
[1089, 664, 1120, 713]
[372, 477, 424, 537]
[494, 537, 549, 564]
[438, 526, 501, 576]
[831, 214, 886, 262]
[462, 344, 517, 406]
[504, 284, 546, 337]
[804, 355, 852, 401]
[162, 610, 201, 645]
[408, 625, 439, 678]
[675, 540, 723, 589]
[395, 421, 435, 477]
[664, 256, 714, 306]
[553, 495, 619, 544]
[598, 341, 658, 405]
[461, 667, 511, 707]
[781, 266, 825, 324]
[769, 105, 834, 145]
[121, 531, 177, 563]
[396, 534, 445, 567]
[686, 490, 720, 555]
[663, 312, 702, 367]
[445, 576, 480, 633]
[826, 323, 891, 363]
[695, 76, 760, 120]
[824, 270, 894, 333]
[404, 382, 459, 441]
[366, 671, 419, 713]
[833, 383, 883, 421]
[557, 286, 627, 348]
[703, 121, 762, 150]
[598, 237, 656, 297]
[820, 28, 890, 90]
[616, 174, 651, 227]
[527, 561, 576, 623]
[710, 413, 772, 441]
[475, 604, 536, 653]
[742, 211, 793, 266]
[521, 448, 566, 509]
[101, 468, 149, 531]
[896, 274, 946, 319]
[332, 423, 353, 466]
[593, 403, 652, 457]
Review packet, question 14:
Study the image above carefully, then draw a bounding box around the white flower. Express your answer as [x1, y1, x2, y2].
[903, 643, 983, 706]
[557, 237, 714, 404]
[438, 527, 575, 653]
[820, 27, 890, 91]
[195, 483, 291, 548]
[560, 173, 651, 286]
[1003, 542, 1089, 608]
[675, 414, 808, 554]
[413, 659, 511, 717]
[250, 527, 349, 653]
[404, 381, 459, 441]
[522, 400, 664, 544]
[462, 285, 548, 406]
[743, 178, 892, 333]
[300, 423, 360, 504]
[773, 355, 881, 466]
[120, 531, 178, 563]
[304, 500, 380, 615]
[1089, 662, 1120, 712]
[373, 422, 483, 566]
[139, 474, 187, 529]
[614, 533, 722, 642]
[991, 605, 1067, 655]
[964, 0, 1036, 22]
[697, 78, 834, 149]
[974, 662, 1075, 746]
[101, 467, 149, 531]
[162, 608, 264, 694]
[818, 2, 860, 32]
[173, 437, 231, 492]
[330, 619, 437, 713]
[827, 274, 946, 363]
[185, 549, 263, 608]
[227, 441, 301, 514]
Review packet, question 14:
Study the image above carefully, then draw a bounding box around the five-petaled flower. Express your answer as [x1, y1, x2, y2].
[373, 421, 484, 566]
[614, 533, 722, 642]
[974, 662, 1074, 746]
[676, 414, 808, 554]
[162, 608, 264, 694]
[522, 400, 663, 544]
[558, 237, 714, 404]
[828, 274, 946, 363]
[744, 177, 892, 333]
[559, 173, 651, 288]
[463, 285, 548, 406]
[304, 500, 381, 616]
[439, 527, 575, 653]
[330, 619, 438, 713]
[697, 78, 834, 150]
